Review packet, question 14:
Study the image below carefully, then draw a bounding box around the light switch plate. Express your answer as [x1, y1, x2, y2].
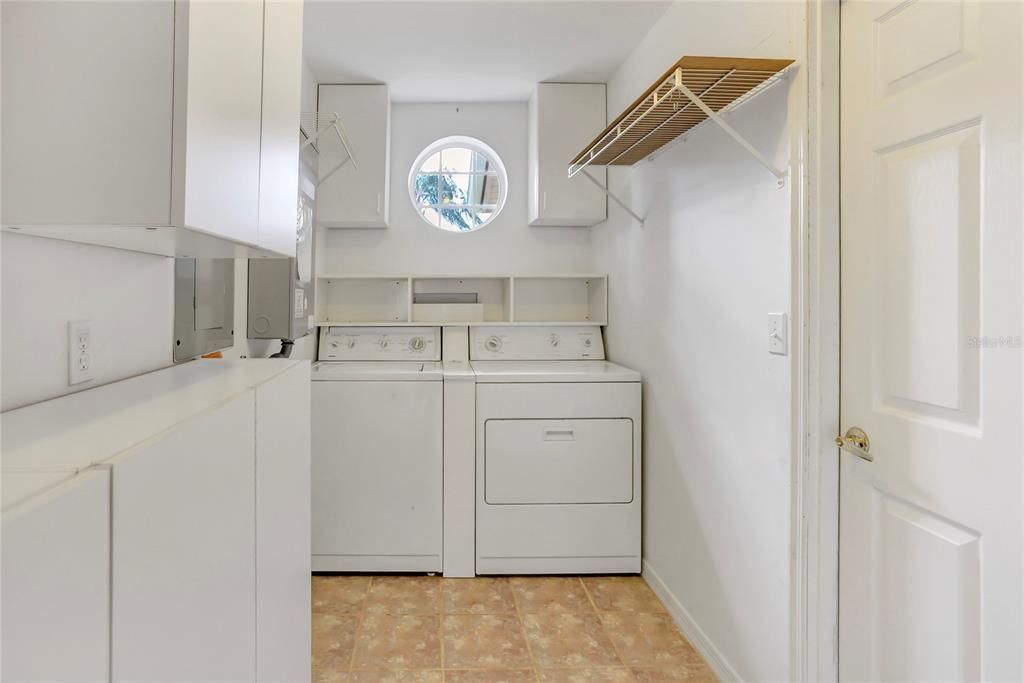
[68, 320, 93, 385]
[768, 313, 788, 355]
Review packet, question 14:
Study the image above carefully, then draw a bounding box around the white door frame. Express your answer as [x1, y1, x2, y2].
[792, 0, 841, 681]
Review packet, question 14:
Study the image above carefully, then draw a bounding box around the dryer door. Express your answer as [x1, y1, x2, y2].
[484, 418, 634, 504]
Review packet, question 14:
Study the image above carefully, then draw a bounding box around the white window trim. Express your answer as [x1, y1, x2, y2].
[408, 136, 508, 233]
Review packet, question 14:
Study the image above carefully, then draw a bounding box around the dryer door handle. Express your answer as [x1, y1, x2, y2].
[543, 427, 576, 442]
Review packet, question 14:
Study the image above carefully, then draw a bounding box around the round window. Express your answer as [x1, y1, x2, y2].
[409, 136, 507, 232]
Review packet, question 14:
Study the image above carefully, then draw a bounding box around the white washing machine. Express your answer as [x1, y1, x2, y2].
[470, 326, 642, 575]
[311, 326, 443, 572]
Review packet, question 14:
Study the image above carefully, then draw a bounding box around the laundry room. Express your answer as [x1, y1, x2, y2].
[5, 1, 1022, 682]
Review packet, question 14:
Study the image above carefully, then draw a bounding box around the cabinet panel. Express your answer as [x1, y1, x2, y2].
[111, 393, 256, 683]
[1, 470, 111, 683]
[176, 0, 264, 246]
[257, 0, 304, 256]
[311, 380, 442, 571]
[317, 84, 391, 228]
[255, 365, 311, 683]
[528, 83, 607, 227]
[1, 0, 175, 227]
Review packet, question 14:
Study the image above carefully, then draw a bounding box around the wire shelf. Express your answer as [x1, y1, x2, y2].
[569, 56, 794, 176]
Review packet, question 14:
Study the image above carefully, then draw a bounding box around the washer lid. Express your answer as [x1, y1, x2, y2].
[312, 361, 443, 381]
[469, 360, 640, 383]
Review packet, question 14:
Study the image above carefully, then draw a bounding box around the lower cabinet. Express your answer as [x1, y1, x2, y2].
[2, 469, 111, 683]
[255, 368, 312, 683]
[111, 395, 257, 682]
[0, 361, 311, 683]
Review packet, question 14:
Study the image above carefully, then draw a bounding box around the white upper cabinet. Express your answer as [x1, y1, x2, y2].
[0, 0, 304, 257]
[317, 84, 391, 229]
[528, 83, 608, 227]
[174, 0, 264, 249]
[257, 0, 305, 257]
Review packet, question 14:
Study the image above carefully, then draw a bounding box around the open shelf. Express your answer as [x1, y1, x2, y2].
[315, 274, 607, 326]
[512, 276, 606, 324]
[568, 56, 794, 224]
[317, 276, 410, 323]
[571, 56, 793, 172]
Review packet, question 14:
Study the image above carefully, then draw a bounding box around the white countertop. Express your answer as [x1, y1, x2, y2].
[2, 359, 304, 478]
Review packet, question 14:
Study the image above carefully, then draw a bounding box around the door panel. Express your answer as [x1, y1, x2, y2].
[311, 381, 443, 569]
[484, 418, 633, 504]
[111, 394, 256, 682]
[839, 1, 1022, 681]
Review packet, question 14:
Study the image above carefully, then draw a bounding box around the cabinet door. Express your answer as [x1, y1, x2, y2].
[175, 0, 265, 245]
[311, 380, 442, 571]
[255, 365, 311, 683]
[528, 83, 607, 227]
[257, 0, 304, 257]
[1, 0, 175, 227]
[1, 469, 111, 683]
[317, 84, 391, 228]
[111, 393, 256, 683]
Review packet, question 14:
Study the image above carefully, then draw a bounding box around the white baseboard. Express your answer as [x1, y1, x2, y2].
[642, 559, 743, 683]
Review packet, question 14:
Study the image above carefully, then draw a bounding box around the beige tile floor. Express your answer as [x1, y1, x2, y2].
[312, 574, 717, 683]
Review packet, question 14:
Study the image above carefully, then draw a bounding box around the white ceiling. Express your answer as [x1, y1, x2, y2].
[303, 1, 672, 102]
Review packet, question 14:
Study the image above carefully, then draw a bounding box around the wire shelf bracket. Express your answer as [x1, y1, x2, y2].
[567, 56, 795, 224]
[300, 112, 359, 187]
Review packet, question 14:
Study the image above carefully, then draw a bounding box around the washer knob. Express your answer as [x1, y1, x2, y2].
[347, 338, 357, 349]
[409, 337, 426, 352]
[583, 338, 592, 348]
[485, 335, 503, 352]
[329, 341, 340, 349]
[378, 337, 390, 350]
[548, 334, 560, 347]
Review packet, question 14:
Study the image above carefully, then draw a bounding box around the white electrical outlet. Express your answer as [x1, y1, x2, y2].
[768, 313, 788, 355]
[68, 320, 93, 385]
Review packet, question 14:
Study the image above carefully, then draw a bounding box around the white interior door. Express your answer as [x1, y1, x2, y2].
[839, 2, 1022, 681]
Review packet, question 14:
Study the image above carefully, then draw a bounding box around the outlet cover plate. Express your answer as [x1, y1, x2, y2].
[68, 320, 93, 385]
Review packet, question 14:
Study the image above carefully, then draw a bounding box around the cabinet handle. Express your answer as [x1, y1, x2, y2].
[376, 193, 382, 215]
[542, 192, 548, 211]
[543, 427, 575, 442]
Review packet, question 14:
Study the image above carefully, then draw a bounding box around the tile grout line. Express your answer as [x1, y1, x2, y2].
[439, 579, 446, 673]
[507, 578, 542, 683]
[346, 576, 373, 675]
[580, 576, 637, 678]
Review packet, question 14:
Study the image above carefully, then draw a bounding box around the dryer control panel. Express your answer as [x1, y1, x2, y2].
[470, 326, 605, 360]
[318, 327, 441, 361]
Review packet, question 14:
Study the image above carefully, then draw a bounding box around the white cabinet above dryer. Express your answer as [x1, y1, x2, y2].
[0, 0, 303, 258]
[528, 83, 608, 227]
[316, 84, 391, 229]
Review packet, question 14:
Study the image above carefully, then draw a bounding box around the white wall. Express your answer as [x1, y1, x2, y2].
[590, 3, 805, 681]
[319, 102, 592, 275]
[0, 233, 174, 410]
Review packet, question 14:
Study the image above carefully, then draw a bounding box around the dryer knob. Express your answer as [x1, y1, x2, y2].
[329, 341, 340, 349]
[485, 335, 503, 352]
[378, 338, 390, 350]
[347, 339, 357, 349]
[409, 337, 426, 352]
[548, 334, 560, 347]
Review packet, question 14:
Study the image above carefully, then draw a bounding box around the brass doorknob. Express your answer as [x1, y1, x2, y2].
[835, 426, 873, 462]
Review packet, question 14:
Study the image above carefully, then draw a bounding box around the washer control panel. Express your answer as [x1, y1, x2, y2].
[470, 326, 605, 360]
[318, 327, 441, 361]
